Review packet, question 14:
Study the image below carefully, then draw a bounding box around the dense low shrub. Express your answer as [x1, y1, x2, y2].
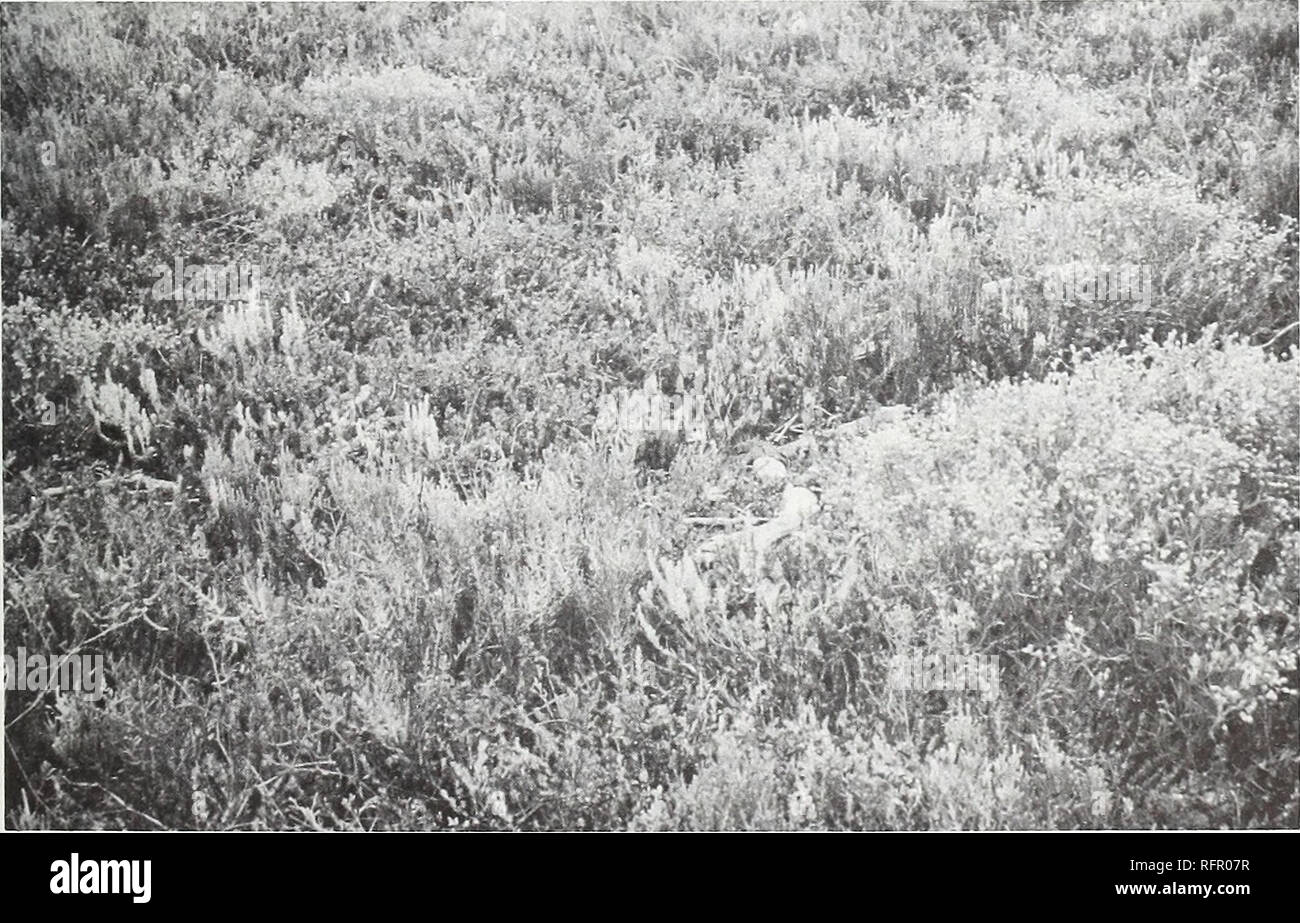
[4, 1, 1295, 830]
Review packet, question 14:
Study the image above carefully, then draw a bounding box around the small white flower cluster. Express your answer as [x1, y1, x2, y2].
[246, 154, 343, 224]
[82, 370, 154, 457]
[199, 287, 274, 360]
[198, 287, 312, 372]
[201, 403, 259, 513]
[402, 393, 441, 459]
[278, 296, 309, 370]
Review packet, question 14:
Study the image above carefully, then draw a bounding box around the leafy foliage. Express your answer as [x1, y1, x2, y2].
[3, 1, 1296, 830]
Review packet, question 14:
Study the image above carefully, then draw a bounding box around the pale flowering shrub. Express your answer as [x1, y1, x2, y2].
[295, 65, 480, 181]
[629, 702, 1111, 830]
[82, 371, 154, 458]
[246, 154, 345, 236]
[197, 290, 274, 362]
[7, 1, 1296, 831]
[818, 333, 1297, 825]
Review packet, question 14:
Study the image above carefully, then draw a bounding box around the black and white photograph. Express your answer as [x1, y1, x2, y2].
[1, 0, 1296, 853]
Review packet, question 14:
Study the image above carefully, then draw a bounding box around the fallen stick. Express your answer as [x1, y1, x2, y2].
[39, 472, 180, 499]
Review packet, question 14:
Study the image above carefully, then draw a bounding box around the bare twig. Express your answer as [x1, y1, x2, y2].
[1261, 320, 1299, 350]
[65, 782, 168, 830]
[39, 472, 180, 499]
[685, 515, 756, 528]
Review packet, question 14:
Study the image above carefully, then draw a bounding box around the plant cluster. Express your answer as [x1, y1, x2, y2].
[3, 1, 1296, 829]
